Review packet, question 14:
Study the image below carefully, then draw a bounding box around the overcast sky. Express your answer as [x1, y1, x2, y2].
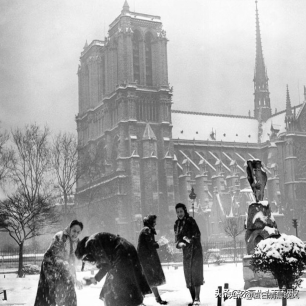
[1, 0, 306, 134]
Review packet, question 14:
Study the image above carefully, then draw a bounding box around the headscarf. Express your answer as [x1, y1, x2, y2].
[143, 215, 157, 235]
[174, 203, 189, 237]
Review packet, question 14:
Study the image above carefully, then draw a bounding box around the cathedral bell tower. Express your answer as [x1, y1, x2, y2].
[76, 1, 176, 242]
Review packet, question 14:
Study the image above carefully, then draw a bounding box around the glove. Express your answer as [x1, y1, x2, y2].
[83, 276, 97, 286]
[178, 242, 186, 248]
[183, 236, 191, 244]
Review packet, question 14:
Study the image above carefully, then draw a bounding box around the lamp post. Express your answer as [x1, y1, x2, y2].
[292, 218, 298, 237]
[189, 187, 197, 218]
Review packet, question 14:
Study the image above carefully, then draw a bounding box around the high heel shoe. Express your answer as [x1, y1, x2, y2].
[156, 297, 168, 304]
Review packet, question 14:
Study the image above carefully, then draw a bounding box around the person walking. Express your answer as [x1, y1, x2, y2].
[174, 203, 204, 306]
[34, 219, 84, 306]
[137, 215, 167, 305]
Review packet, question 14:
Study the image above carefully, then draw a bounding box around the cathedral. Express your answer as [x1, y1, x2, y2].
[75, 1, 306, 243]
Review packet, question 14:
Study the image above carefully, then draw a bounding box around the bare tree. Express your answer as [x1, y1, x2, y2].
[222, 215, 245, 263]
[0, 192, 58, 277]
[0, 124, 58, 277]
[51, 132, 78, 224]
[0, 130, 13, 185]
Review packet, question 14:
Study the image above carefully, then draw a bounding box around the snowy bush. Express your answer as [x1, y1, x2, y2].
[22, 264, 40, 275]
[250, 234, 306, 289]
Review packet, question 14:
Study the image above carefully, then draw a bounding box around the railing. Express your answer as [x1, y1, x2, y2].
[0, 240, 247, 270]
[158, 240, 247, 265]
[0, 250, 44, 269]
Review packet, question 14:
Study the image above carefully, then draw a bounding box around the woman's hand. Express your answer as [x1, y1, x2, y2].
[178, 242, 186, 248]
[76, 279, 84, 290]
[83, 276, 97, 286]
[183, 236, 191, 244]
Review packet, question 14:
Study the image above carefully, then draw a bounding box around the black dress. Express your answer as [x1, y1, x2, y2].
[137, 226, 166, 287]
[174, 216, 204, 288]
[79, 232, 151, 306]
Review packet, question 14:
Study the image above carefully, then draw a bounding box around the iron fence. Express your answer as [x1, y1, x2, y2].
[158, 240, 247, 264]
[0, 240, 247, 270]
[0, 250, 44, 269]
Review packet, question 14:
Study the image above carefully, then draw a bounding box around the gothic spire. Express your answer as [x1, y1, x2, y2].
[254, 0, 266, 84]
[83, 40, 88, 49]
[253, 0, 271, 122]
[122, 0, 130, 13]
[286, 85, 292, 116]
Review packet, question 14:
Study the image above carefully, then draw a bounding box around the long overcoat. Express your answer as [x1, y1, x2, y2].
[34, 228, 78, 306]
[137, 227, 166, 287]
[174, 216, 204, 288]
[79, 232, 151, 306]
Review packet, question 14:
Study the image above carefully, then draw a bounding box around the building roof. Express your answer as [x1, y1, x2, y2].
[261, 104, 302, 142]
[171, 110, 259, 143]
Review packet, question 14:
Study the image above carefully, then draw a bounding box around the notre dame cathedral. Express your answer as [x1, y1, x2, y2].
[75, 1, 306, 243]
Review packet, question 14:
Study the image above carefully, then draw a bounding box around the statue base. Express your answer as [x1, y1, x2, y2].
[243, 256, 278, 289]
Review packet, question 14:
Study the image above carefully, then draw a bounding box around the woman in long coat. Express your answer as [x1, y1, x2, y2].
[34, 220, 84, 306]
[174, 203, 204, 306]
[137, 215, 167, 305]
[75, 232, 151, 306]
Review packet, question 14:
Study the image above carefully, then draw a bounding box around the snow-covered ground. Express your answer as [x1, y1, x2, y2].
[1, 263, 305, 305]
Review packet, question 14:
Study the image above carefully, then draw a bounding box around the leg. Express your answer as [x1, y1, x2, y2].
[189, 286, 195, 300]
[151, 287, 160, 299]
[152, 287, 167, 305]
[188, 286, 195, 305]
[194, 285, 201, 303]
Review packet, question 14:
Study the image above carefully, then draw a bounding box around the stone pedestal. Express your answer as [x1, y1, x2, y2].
[243, 256, 278, 289]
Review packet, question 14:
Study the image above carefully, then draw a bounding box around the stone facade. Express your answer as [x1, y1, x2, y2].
[75, 2, 306, 243]
[75, 2, 175, 243]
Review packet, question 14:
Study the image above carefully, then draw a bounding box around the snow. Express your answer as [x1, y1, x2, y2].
[254, 234, 306, 261]
[171, 110, 259, 143]
[258, 200, 269, 207]
[216, 194, 225, 215]
[263, 226, 278, 236]
[1, 262, 306, 305]
[252, 211, 267, 224]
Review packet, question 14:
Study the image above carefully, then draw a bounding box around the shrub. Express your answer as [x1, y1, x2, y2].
[22, 264, 40, 275]
[251, 234, 306, 289]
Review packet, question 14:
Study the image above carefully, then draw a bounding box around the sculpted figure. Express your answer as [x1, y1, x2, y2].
[245, 160, 280, 255]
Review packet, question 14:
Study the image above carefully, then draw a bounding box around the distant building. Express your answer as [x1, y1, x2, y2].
[75, 1, 306, 243]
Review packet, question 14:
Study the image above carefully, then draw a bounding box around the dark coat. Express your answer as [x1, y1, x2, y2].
[137, 226, 166, 287]
[79, 232, 151, 306]
[174, 216, 204, 288]
[34, 229, 78, 306]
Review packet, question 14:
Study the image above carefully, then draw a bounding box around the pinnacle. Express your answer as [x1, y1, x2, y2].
[143, 123, 157, 140]
[122, 0, 130, 12]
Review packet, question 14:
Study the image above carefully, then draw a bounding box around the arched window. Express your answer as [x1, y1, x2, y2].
[83, 64, 89, 109]
[132, 30, 141, 83]
[145, 32, 153, 86]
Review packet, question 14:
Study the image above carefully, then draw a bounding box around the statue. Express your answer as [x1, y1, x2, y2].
[245, 159, 280, 255]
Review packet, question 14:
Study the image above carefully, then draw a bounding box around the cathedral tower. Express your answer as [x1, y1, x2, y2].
[76, 1, 175, 242]
[253, 1, 272, 122]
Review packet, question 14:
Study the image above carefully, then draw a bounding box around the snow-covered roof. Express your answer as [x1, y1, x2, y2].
[261, 105, 302, 142]
[171, 110, 258, 143]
